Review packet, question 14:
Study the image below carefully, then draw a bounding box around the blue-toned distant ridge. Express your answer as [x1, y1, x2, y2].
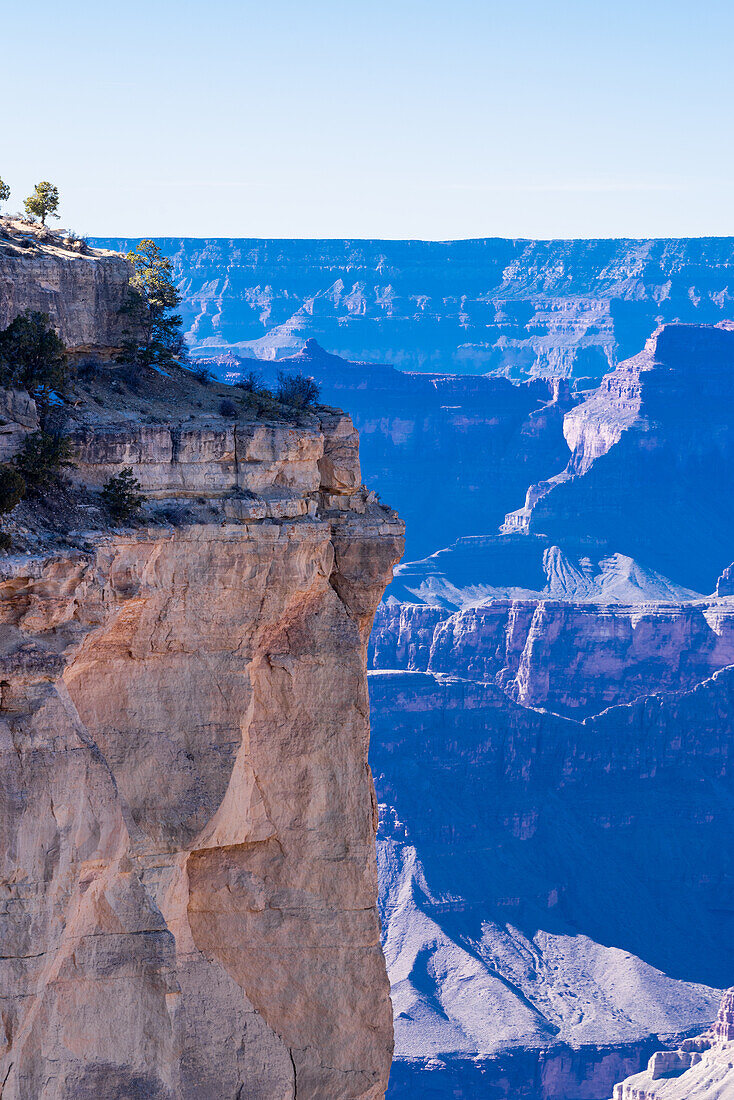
[92, 236, 734, 379]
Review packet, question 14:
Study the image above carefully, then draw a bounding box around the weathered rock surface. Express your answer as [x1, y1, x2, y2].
[92, 236, 734, 378]
[0, 219, 132, 354]
[0, 249, 404, 1098]
[371, 591, 734, 718]
[611, 988, 734, 1099]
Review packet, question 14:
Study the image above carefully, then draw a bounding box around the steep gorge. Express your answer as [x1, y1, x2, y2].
[363, 324, 734, 1096]
[19, 227, 734, 1100]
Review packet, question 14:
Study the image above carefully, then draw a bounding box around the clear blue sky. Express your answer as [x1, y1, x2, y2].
[3, 0, 733, 239]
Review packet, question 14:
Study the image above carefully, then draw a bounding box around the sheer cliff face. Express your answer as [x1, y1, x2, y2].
[0, 221, 132, 354]
[0, 263, 404, 1098]
[93, 236, 734, 378]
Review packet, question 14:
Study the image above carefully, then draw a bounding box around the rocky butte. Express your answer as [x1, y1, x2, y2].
[0, 220, 404, 1099]
[612, 987, 734, 1099]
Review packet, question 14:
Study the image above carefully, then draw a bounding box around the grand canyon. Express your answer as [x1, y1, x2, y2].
[163, 236, 734, 1100]
[1, 219, 733, 1100]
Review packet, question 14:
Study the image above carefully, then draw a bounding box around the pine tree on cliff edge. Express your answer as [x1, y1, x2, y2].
[119, 239, 184, 373]
[24, 181, 60, 225]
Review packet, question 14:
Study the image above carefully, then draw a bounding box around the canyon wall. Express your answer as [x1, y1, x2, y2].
[0, 221, 132, 354]
[364, 324, 734, 1095]
[368, 667, 730, 1097]
[509, 324, 734, 592]
[93, 236, 734, 378]
[0, 232, 404, 1099]
[67, 233, 734, 1099]
[187, 319, 734, 1097]
[371, 594, 734, 718]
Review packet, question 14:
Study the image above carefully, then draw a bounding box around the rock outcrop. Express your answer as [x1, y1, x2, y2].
[0, 243, 404, 1098]
[92, 236, 734, 378]
[611, 988, 734, 1099]
[0, 219, 132, 354]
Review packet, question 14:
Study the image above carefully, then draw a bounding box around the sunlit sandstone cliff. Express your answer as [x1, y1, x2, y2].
[0, 219, 131, 354]
[0, 228, 404, 1099]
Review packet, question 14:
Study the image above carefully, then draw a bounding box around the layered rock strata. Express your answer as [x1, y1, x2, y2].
[0, 283, 403, 1096]
[197, 339, 577, 559]
[0, 218, 132, 354]
[371, 592, 734, 718]
[92, 236, 734, 379]
[611, 988, 734, 1099]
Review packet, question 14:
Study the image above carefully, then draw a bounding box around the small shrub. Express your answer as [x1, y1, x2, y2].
[0, 311, 67, 396]
[75, 357, 99, 381]
[219, 398, 238, 418]
[276, 371, 320, 409]
[63, 232, 88, 254]
[0, 465, 26, 514]
[235, 370, 267, 395]
[193, 366, 215, 385]
[101, 467, 144, 523]
[15, 431, 74, 494]
[0, 458, 28, 551]
[157, 502, 189, 526]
